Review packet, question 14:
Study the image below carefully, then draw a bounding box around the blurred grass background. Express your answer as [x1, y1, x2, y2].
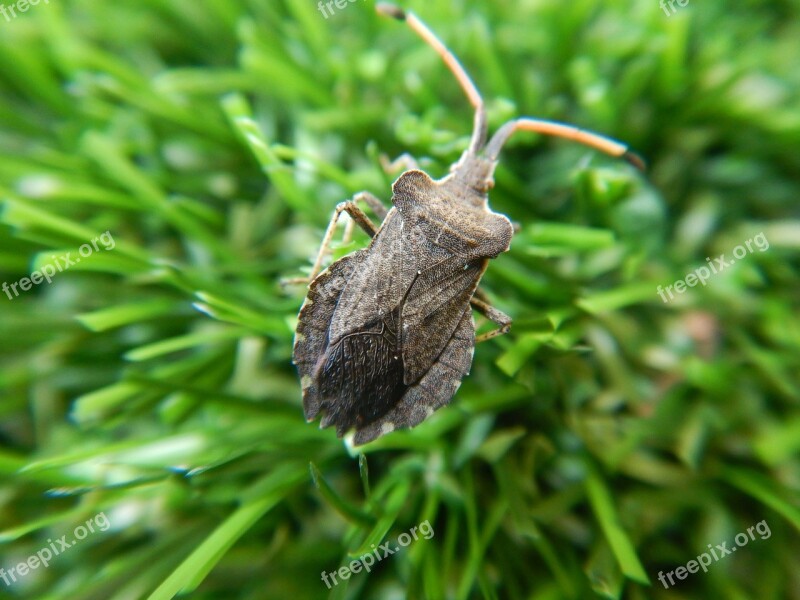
[1, 0, 799, 598]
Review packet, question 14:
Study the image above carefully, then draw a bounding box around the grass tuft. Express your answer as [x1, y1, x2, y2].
[1, 1, 798, 599]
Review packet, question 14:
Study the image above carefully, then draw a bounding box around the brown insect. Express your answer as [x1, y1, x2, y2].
[292, 4, 642, 445]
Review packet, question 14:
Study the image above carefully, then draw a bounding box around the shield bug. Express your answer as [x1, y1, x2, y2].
[292, 3, 642, 445]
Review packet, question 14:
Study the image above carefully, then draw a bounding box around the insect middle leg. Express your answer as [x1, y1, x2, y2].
[471, 294, 512, 343]
[285, 192, 388, 286]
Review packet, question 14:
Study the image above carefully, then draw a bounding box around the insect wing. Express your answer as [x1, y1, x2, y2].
[293, 251, 365, 420]
[400, 254, 483, 384]
[327, 209, 417, 347]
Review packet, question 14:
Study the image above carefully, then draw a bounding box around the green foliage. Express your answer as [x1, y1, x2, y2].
[1, 0, 798, 598]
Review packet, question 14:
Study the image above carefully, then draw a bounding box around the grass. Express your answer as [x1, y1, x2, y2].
[1, 0, 799, 598]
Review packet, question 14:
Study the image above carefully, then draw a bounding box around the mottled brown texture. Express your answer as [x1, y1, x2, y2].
[293, 171, 512, 444]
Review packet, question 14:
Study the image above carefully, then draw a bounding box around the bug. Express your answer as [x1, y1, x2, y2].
[292, 3, 642, 445]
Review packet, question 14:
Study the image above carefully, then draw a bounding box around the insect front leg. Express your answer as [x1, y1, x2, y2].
[283, 192, 388, 286]
[358, 191, 390, 221]
[470, 294, 512, 342]
[471, 287, 492, 304]
[307, 192, 389, 280]
[340, 191, 390, 244]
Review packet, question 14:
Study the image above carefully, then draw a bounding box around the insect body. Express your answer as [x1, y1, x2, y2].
[293, 4, 641, 445]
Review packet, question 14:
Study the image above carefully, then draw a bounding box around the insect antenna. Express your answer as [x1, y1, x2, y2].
[485, 118, 646, 170]
[377, 4, 645, 172]
[376, 3, 487, 157]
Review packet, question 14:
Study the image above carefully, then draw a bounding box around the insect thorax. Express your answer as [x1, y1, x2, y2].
[391, 169, 514, 259]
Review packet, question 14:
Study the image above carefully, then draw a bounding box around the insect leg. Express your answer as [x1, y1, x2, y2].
[472, 287, 491, 304]
[339, 190, 390, 244]
[380, 152, 420, 175]
[306, 194, 386, 281]
[470, 295, 512, 343]
[354, 191, 389, 221]
[283, 192, 388, 286]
